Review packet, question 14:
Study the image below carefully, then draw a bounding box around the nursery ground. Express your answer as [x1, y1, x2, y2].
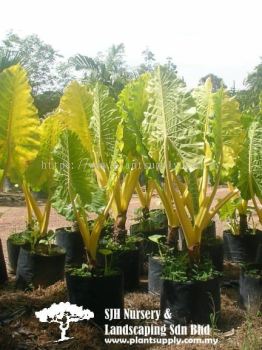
[0, 190, 262, 350]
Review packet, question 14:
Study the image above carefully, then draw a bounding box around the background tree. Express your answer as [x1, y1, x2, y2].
[34, 91, 61, 118]
[138, 49, 177, 76]
[0, 32, 75, 117]
[33, 62, 76, 117]
[199, 73, 226, 92]
[138, 48, 156, 73]
[69, 43, 131, 97]
[164, 56, 177, 74]
[245, 60, 262, 97]
[0, 32, 179, 114]
[0, 49, 23, 72]
[0, 32, 61, 94]
[236, 59, 262, 113]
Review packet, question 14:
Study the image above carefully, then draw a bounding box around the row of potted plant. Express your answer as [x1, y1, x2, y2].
[0, 64, 262, 325]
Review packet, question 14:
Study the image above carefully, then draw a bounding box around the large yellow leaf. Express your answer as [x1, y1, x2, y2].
[26, 114, 63, 192]
[0, 65, 40, 183]
[59, 81, 94, 155]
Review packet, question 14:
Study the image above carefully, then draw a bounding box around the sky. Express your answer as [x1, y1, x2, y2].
[0, 0, 261, 89]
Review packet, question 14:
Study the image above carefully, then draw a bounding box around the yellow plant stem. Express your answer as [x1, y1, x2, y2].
[120, 172, 132, 206]
[75, 208, 90, 251]
[194, 156, 224, 240]
[21, 182, 33, 226]
[0, 171, 6, 191]
[194, 196, 210, 241]
[153, 180, 179, 228]
[89, 192, 115, 260]
[164, 139, 195, 247]
[170, 174, 194, 219]
[200, 87, 212, 203]
[111, 168, 141, 233]
[164, 177, 174, 203]
[199, 163, 209, 206]
[181, 186, 194, 220]
[167, 177, 194, 245]
[94, 166, 108, 188]
[22, 181, 43, 225]
[136, 183, 147, 208]
[71, 189, 116, 264]
[78, 216, 91, 266]
[238, 199, 248, 215]
[26, 188, 43, 224]
[172, 173, 184, 194]
[200, 189, 239, 232]
[40, 200, 51, 236]
[146, 180, 154, 208]
[111, 179, 122, 219]
[90, 215, 106, 260]
[22, 181, 53, 237]
[250, 189, 262, 225]
[69, 188, 91, 257]
[120, 167, 141, 212]
[206, 157, 223, 215]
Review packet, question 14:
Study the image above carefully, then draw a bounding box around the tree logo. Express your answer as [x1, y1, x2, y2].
[35, 302, 94, 342]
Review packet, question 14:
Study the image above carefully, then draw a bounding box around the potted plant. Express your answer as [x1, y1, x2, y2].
[238, 117, 262, 314]
[220, 197, 260, 263]
[131, 207, 168, 235]
[52, 200, 86, 266]
[103, 74, 181, 288]
[98, 233, 142, 291]
[160, 253, 194, 325]
[147, 234, 168, 295]
[58, 78, 148, 290]
[0, 64, 41, 278]
[15, 114, 68, 289]
[239, 263, 262, 314]
[147, 233, 221, 324]
[160, 254, 221, 325]
[138, 67, 243, 323]
[55, 225, 86, 267]
[0, 65, 67, 287]
[54, 212, 112, 267]
[96, 77, 151, 290]
[224, 116, 262, 263]
[130, 206, 168, 274]
[52, 129, 124, 326]
[134, 178, 155, 221]
[7, 230, 31, 274]
[131, 206, 167, 249]
[200, 234, 224, 272]
[16, 226, 66, 289]
[50, 82, 117, 267]
[133, 175, 168, 236]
